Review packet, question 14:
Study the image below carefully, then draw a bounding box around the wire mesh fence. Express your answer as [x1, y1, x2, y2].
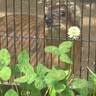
[0, 0, 96, 78]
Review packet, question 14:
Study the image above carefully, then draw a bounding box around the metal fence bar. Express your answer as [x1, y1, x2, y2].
[28, 0, 31, 58]
[50, 0, 53, 67]
[80, 0, 84, 77]
[65, 0, 68, 39]
[73, 0, 76, 74]
[13, 0, 16, 63]
[36, 0, 38, 65]
[58, 0, 61, 66]
[87, 0, 92, 79]
[95, 42, 96, 72]
[43, 0, 46, 65]
[21, 0, 23, 50]
[5, 0, 8, 48]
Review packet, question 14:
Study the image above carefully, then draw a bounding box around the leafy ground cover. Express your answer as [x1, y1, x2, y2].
[0, 40, 95, 96]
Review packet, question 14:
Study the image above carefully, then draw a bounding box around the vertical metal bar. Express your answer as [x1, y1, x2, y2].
[58, 0, 61, 66]
[87, 0, 92, 79]
[36, 0, 38, 65]
[94, 42, 96, 72]
[5, 0, 8, 48]
[28, 0, 31, 58]
[43, 0, 46, 64]
[13, 0, 16, 63]
[21, 0, 23, 50]
[74, 0, 76, 25]
[65, 0, 68, 40]
[72, 0, 76, 74]
[50, 0, 53, 67]
[80, 0, 84, 77]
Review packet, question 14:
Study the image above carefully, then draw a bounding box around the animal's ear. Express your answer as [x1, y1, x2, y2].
[45, 5, 51, 15]
[45, 7, 48, 15]
[70, 13, 81, 28]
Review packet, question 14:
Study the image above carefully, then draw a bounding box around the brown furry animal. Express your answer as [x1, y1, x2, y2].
[0, 4, 81, 69]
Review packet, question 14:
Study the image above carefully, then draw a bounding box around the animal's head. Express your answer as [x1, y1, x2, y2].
[45, 3, 81, 31]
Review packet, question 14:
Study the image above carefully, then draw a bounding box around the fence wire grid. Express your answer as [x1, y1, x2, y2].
[0, 0, 96, 78]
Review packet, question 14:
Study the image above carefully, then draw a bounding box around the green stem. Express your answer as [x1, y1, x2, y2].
[14, 84, 19, 95]
[87, 66, 96, 77]
[44, 87, 50, 96]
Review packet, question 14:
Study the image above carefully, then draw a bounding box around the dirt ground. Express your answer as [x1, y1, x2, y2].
[0, 0, 96, 78]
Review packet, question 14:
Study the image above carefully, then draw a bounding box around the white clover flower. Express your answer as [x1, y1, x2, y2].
[38, 0, 43, 4]
[56, 2, 60, 5]
[68, 26, 80, 40]
[46, 0, 50, 2]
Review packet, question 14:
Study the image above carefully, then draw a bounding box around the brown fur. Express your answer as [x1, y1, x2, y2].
[0, 15, 65, 67]
[0, 7, 81, 69]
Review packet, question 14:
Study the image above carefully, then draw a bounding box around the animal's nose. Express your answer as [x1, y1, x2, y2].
[45, 15, 53, 27]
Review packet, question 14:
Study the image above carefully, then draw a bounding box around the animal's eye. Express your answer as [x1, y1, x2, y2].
[61, 12, 65, 16]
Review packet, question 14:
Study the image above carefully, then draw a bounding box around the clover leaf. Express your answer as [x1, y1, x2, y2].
[0, 66, 11, 81]
[59, 41, 73, 54]
[60, 54, 73, 64]
[17, 50, 29, 65]
[5, 89, 18, 96]
[45, 46, 59, 56]
[71, 78, 88, 96]
[0, 49, 10, 68]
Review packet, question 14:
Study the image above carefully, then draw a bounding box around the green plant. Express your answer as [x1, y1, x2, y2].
[0, 49, 11, 81]
[87, 67, 96, 96]
[45, 41, 73, 64]
[44, 41, 89, 96]
[5, 89, 19, 96]
[0, 26, 93, 96]
[0, 41, 89, 96]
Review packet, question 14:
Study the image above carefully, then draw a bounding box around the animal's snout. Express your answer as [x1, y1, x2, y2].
[45, 15, 53, 27]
